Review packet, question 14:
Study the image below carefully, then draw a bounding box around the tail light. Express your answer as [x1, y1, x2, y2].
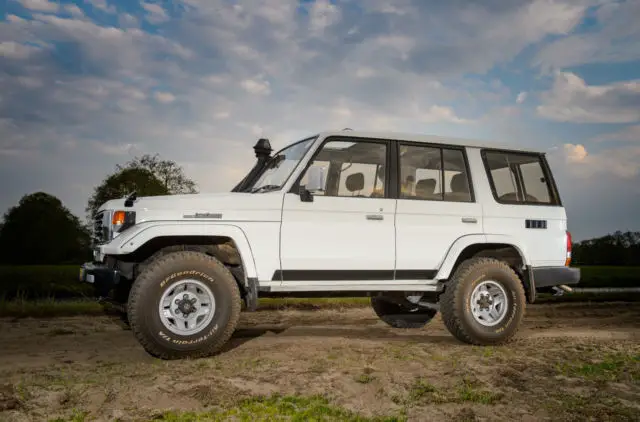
[565, 231, 572, 266]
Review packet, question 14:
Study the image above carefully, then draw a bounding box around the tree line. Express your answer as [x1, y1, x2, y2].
[571, 231, 640, 267]
[0, 152, 639, 267]
[0, 154, 198, 265]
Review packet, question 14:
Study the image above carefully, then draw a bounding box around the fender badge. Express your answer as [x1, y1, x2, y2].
[183, 212, 223, 219]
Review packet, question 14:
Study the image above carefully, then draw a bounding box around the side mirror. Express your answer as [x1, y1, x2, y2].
[306, 166, 326, 193]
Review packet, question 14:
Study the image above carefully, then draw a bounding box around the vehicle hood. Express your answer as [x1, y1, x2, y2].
[98, 191, 284, 223]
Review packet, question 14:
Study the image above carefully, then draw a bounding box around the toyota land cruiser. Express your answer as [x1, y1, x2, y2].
[79, 130, 580, 359]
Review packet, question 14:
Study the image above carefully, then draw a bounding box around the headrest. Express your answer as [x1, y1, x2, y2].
[451, 173, 469, 193]
[346, 173, 365, 192]
[415, 178, 436, 196]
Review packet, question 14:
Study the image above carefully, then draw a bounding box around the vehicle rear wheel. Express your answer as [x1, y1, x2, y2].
[440, 257, 526, 345]
[371, 296, 438, 329]
[127, 251, 241, 359]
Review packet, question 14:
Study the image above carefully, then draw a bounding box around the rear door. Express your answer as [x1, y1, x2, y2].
[480, 149, 567, 267]
[394, 142, 484, 277]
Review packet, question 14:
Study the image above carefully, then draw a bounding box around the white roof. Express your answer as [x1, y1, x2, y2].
[315, 129, 546, 154]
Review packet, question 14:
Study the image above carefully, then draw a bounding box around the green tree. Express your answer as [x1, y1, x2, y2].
[0, 192, 91, 265]
[86, 167, 170, 219]
[571, 230, 640, 266]
[117, 153, 198, 195]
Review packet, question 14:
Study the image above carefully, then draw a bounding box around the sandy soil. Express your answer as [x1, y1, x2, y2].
[0, 301, 639, 421]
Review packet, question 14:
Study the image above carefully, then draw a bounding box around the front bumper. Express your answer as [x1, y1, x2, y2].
[79, 262, 120, 297]
[532, 266, 581, 289]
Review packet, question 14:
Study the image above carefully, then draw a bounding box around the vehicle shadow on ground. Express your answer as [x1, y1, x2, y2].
[221, 325, 459, 352]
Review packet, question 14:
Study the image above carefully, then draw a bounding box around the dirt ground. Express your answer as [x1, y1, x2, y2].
[0, 301, 639, 421]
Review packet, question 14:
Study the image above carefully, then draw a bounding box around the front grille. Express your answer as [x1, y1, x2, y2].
[93, 211, 108, 244]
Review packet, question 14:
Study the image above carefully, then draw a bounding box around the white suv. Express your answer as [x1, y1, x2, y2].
[80, 130, 580, 359]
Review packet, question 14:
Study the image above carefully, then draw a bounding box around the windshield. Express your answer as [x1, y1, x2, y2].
[247, 136, 317, 193]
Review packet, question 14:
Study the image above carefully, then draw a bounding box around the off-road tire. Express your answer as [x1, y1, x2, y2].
[371, 296, 438, 329]
[440, 257, 526, 345]
[127, 251, 242, 360]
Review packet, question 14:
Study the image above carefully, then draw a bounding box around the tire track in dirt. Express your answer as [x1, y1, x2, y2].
[0, 301, 639, 422]
[0, 301, 638, 371]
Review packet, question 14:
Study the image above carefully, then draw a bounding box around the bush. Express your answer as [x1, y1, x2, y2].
[575, 266, 640, 289]
[0, 265, 92, 300]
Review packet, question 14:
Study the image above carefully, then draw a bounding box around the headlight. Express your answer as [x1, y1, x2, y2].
[111, 210, 136, 234]
[93, 210, 137, 245]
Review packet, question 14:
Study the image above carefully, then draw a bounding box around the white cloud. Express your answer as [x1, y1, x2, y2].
[307, 0, 341, 35]
[562, 143, 640, 179]
[593, 125, 640, 143]
[6, 14, 27, 23]
[421, 105, 472, 124]
[142, 2, 169, 24]
[393, 0, 587, 77]
[0, 41, 41, 59]
[16, 76, 43, 88]
[516, 92, 527, 104]
[534, 0, 640, 69]
[537, 71, 640, 123]
[365, 0, 414, 16]
[17, 0, 59, 12]
[84, 0, 116, 14]
[63, 4, 85, 18]
[92, 141, 142, 156]
[240, 76, 271, 96]
[564, 143, 588, 163]
[154, 91, 176, 104]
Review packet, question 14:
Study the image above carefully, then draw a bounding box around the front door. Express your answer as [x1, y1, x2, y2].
[278, 137, 397, 287]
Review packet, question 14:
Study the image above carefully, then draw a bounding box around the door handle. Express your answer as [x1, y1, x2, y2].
[461, 217, 477, 223]
[366, 214, 384, 221]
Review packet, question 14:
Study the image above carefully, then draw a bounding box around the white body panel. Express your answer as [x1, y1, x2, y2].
[483, 207, 567, 267]
[394, 149, 487, 272]
[395, 200, 483, 271]
[98, 192, 284, 282]
[471, 147, 568, 268]
[278, 192, 397, 276]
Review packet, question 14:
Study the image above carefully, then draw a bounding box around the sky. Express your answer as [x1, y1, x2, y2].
[1, 0, 639, 241]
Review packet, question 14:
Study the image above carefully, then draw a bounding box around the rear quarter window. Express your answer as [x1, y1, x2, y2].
[481, 150, 560, 206]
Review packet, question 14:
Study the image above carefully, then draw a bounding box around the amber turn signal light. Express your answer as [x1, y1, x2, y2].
[112, 211, 126, 225]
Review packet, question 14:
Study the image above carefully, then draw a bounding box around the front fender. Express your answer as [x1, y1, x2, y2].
[435, 234, 530, 280]
[101, 222, 259, 280]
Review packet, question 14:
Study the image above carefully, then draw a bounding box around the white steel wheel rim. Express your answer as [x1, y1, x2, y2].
[470, 280, 509, 327]
[158, 278, 216, 336]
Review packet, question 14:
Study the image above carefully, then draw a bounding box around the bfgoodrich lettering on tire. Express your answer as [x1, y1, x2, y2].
[127, 251, 241, 359]
[440, 257, 526, 345]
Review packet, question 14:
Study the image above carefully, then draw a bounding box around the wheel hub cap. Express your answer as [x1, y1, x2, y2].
[159, 279, 216, 336]
[470, 280, 508, 327]
[176, 294, 198, 315]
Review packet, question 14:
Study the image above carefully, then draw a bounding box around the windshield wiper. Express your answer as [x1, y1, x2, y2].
[250, 184, 281, 193]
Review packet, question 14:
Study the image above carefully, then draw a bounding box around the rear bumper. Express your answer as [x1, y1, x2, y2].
[79, 262, 120, 297]
[532, 266, 581, 289]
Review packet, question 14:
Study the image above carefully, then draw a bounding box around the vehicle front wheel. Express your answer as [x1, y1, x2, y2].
[371, 296, 438, 329]
[127, 251, 242, 359]
[439, 257, 526, 345]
